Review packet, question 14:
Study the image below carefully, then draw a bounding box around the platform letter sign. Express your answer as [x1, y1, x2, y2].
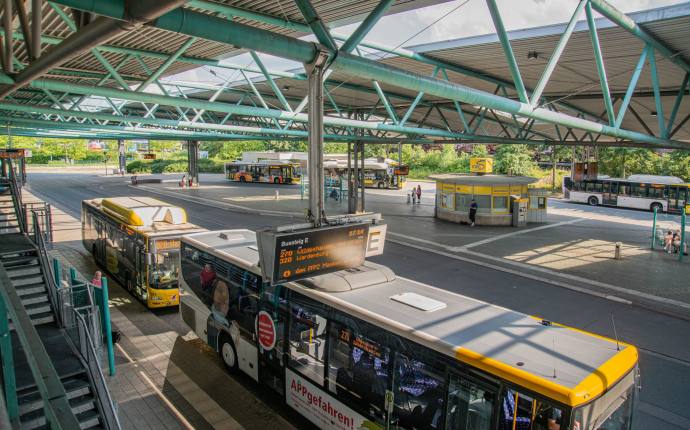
[257, 223, 370, 284]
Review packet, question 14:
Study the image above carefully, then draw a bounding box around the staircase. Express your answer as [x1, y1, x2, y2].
[17, 371, 103, 430]
[0, 251, 55, 326]
[0, 193, 21, 234]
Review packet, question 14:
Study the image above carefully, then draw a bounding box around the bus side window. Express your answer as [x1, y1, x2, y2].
[392, 352, 445, 430]
[327, 321, 390, 423]
[289, 300, 328, 386]
[446, 374, 496, 430]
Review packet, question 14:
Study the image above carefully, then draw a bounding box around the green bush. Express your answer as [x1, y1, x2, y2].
[199, 158, 224, 173]
[126, 160, 152, 174]
[162, 161, 187, 173]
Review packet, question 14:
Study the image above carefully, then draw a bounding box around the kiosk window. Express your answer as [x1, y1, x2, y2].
[289, 302, 328, 386]
[492, 196, 508, 212]
[474, 195, 492, 213]
[455, 193, 473, 212]
[446, 374, 495, 430]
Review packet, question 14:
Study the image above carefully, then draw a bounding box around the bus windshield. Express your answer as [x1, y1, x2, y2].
[572, 370, 635, 430]
[149, 249, 179, 289]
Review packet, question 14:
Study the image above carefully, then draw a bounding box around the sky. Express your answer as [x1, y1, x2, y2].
[167, 0, 687, 88]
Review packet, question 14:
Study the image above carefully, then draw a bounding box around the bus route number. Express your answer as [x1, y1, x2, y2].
[279, 249, 293, 264]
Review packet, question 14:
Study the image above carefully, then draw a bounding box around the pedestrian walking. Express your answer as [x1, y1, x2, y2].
[411, 189, 417, 204]
[416, 184, 422, 204]
[91, 270, 102, 287]
[180, 174, 187, 187]
[469, 199, 478, 226]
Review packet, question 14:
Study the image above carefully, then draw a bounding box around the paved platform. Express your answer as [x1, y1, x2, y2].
[124, 173, 690, 319]
[37, 189, 308, 430]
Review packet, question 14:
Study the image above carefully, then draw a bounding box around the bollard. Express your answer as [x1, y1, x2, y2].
[407, 193, 411, 204]
[275, 190, 279, 200]
[614, 242, 622, 260]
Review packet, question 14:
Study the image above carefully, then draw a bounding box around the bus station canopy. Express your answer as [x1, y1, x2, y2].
[0, 0, 687, 148]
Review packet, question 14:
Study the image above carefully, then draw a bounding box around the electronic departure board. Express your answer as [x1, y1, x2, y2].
[257, 223, 370, 284]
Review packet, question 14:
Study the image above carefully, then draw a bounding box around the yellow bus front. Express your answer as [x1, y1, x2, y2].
[146, 238, 181, 308]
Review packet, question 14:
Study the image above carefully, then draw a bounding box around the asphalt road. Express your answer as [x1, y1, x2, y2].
[28, 172, 690, 430]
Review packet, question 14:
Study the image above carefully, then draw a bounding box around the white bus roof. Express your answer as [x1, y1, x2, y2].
[84, 198, 205, 237]
[182, 229, 637, 407]
[626, 174, 684, 184]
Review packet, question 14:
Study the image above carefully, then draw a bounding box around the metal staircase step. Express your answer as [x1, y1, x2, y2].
[7, 267, 42, 279]
[16, 283, 48, 297]
[20, 291, 50, 307]
[10, 274, 45, 287]
[25, 302, 51, 315]
[0, 255, 39, 267]
[28, 312, 55, 326]
[76, 409, 102, 429]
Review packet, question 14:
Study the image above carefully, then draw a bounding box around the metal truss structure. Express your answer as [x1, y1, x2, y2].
[0, 0, 686, 149]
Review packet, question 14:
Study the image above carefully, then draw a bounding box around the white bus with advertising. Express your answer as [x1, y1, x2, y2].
[563, 174, 690, 213]
[179, 229, 638, 430]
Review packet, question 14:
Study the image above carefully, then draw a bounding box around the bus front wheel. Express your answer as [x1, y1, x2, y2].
[588, 196, 599, 206]
[219, 336, 238, 372]
[650, 202, 663, 213]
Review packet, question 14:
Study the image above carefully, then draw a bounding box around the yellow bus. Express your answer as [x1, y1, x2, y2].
[82, 197, 205, 308]
[225, 161, 301, 184]
[180, 229, 639, 430]
[324, 158, 409, 189]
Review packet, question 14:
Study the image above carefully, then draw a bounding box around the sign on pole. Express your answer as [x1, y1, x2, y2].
[257, 223, 370, 284]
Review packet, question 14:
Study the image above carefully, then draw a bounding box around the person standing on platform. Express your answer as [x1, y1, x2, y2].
[411, 189, 416, 204]
[469, 199, 478, 226]
[416, 184, 422, 204]
[91, 271, 102, 287]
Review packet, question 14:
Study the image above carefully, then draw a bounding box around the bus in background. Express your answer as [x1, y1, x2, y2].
[324, 158, 409, 189]
[563, 174, 690, 214]
[82, 197, 205, 308]
[179, 229, 638, 430]
[224, 160, 301, 184]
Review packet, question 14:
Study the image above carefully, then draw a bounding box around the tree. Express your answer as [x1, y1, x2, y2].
[493, 144, 535, 176]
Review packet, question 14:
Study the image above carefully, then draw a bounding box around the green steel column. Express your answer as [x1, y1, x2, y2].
[373, 80, 399, 124]
[53, 257, 61, 288]
[530, 0, 587, 106]
[485, 0, 529, 103]
[615, 48, 647, 128]
[340, 0, 394, 53]
[680, 210, 686, 262]
[667, 72, 689, 135]
[647, 45, 666, 138]
[249, 51, 292, 111]
[100, 277, 115, 376]
[651, 205, 657, 249]
[585, 1, 615, 126]
[0, 293, 17, 422]
[138, 37, 196, 92]
[294, 0, 338, 52]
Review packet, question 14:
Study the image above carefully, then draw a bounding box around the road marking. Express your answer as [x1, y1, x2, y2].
[462, 218, 585, 249]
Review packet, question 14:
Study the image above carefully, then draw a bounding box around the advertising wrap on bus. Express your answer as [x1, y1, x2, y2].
[286, 369, 380, 430]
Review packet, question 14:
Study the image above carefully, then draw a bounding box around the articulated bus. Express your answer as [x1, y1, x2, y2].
[324, 158, 409, 190]
[563, 174, 690, 214]
[179, 229, 638, 430]
[82, 197, 205, 308]
[225, 161, 301, 184]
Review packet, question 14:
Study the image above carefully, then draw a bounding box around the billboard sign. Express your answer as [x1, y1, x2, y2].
[286, 370, 380, 430]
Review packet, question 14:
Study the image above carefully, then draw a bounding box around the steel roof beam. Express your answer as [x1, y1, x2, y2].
[340, 0, 394, 53]
[589, 0, 690, 75]
[0, 0, 190, 99]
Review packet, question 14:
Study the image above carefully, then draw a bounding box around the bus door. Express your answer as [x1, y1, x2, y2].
[229, 273, 261, 381]
[668, 187, 687, 213]
[257, 284, 287, 395]
[603, 181, 618, 205]
[445, 371, 498, 430]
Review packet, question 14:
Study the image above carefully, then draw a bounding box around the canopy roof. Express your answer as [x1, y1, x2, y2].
[0, 0, 687, 149]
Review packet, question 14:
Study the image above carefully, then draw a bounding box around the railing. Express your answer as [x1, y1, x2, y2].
[7, 158, 26, 234]
[66, 309, 121, 430]
[24, 202, 52, 246]
[29, 211, 121, 430]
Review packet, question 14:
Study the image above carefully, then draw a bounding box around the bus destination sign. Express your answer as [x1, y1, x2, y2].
[257, 223, 370, 284]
